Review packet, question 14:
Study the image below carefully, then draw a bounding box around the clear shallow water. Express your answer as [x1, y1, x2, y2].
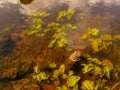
[0, 1, 120, 89]
[0, 0, 120, 53]
[0, 0, 120, 52]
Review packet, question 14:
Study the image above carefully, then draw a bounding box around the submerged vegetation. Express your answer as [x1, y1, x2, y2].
[22, 8, 120, 89]
[32, 55, 120, 89]
[1, 3, 120, 89]
[82, 28, 120, 53]
[30, 27, 120, 89]
[23, 9, 76, 48]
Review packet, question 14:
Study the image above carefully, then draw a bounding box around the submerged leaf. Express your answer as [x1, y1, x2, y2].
[101, 60, 113, 79]
[33, 66, 39, 73]
[81, 80, 94, 90]
[101, 34, 112, 41]
[87, 58, 101, 65]
[56, 85, 69, 90]
[67, 76, 80, 87]
[81, 64, 94, 73]
[48, 63, 57, 69]
[87, 28, 99, 36]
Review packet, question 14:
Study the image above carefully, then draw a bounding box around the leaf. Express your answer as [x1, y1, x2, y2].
[101, 60, 113, 79]
[81, 80, 94, 90]
[53, 70, 60, 79]
[87, 58, 101, 65]
[81, 64, 94, 73]
[33, 71, 48, 82]
[87, 28, 99, 36]
[73, 84, 79, 90]
[53, 64, 65, 79]
[82, 34, 88, 39]
[68, 70, 74, 77]
[33, 66, 39, 73]
[102, 60, 113, 70]
[101, 34, 112, 41]
[67, 76, 80, 87]
[59, 64, 65, 74]
[94, 65, 102, 75]
[56, 85, 69, 90]
[94, 79, 106, 90]
[38, 72, 48, 80]
[33, 75, 41, 82]
[48, 63, 57, 69]
[113, 35, 120, 40]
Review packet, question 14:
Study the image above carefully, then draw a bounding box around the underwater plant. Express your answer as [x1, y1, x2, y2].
[82, 28, 120, 53]
[23, 8, 76, 48]
[32, 63, 81, 90]
[81, 80, 95, 90]
[32, 66, 49, 83]
[67, 75, 80, 87]
[32, 56, 120, 90]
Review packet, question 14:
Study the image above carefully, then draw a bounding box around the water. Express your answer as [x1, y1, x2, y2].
[0, 0, 120, 90]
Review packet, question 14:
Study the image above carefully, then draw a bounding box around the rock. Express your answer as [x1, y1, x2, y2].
[0, 35, 15, 55]
[65, 50, 82, 70]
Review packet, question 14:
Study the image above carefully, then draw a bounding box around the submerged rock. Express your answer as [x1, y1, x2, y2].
[65, 50, 82, 70]
[0, 35, 15, 55]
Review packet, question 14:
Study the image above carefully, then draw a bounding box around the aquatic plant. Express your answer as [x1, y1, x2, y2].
[53, 64, 65, 79]
[57, 8, 74, 21]
[82, 28, 120, 54]
[32, 57, 120, 90]
[81, 56, 114, 79]
[33, 63, 81, 89]
[23, 8, 76, 48]
[101, 59, 113, 79]
[33, 66, 49, 83]
[81, 79, 106, 90]
[81, 80, 95, 90]
[47, 63, 57, 69]
[67, 75, 80, 87]
[23, 11, 49, 37]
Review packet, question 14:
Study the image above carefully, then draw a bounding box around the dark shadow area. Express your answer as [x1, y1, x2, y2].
[0, 35, 15, 56]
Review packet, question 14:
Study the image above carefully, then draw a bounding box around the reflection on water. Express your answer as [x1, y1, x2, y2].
[0, 2, 25, 30]
[0, 0, 120, 58]
[0, 0, 120, 56]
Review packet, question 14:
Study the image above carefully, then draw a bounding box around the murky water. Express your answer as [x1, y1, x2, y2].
[0, 0, 120, 90]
